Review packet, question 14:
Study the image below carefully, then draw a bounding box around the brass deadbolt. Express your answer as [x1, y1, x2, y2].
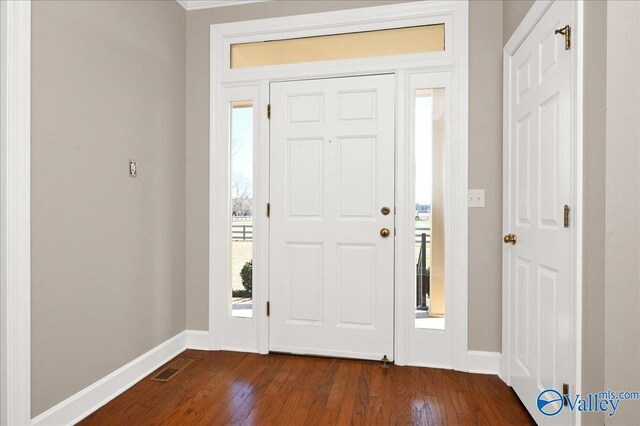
[381, 206, 391, 216]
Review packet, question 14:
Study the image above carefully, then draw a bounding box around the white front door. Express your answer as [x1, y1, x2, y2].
[269, 74, 395, 360]
[505, 0, 574, 423]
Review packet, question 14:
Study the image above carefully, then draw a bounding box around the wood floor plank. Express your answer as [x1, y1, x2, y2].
[78, 350, 535, 426]
[224, 355, 285, 425]
[393, 365, 429, 425]
[302, 358, 340, 425]
[322, 361, 350, 413]
[351, 361, 372, 424]
[335, 360, 363, 425]
[363, 363, 389, 424]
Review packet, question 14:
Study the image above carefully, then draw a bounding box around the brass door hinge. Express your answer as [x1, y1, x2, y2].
[267, 103, 271, 119]
[564, 205, 570, 228]
[267, 202, 271, 218]
[267, 301, 270, 316]
[555, 25, 571, 50]
[562, 383, 569, 406]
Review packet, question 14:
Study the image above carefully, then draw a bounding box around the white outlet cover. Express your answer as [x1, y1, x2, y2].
[468, 189, 485, 208]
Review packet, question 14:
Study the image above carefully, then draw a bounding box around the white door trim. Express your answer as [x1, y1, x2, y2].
[214, 85, 263, 353]
[501, 0, 583, 418]
[209, 1, 469, 371]
[0, 0, 32, 424]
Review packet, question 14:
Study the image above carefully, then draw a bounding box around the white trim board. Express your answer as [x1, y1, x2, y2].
[176, 0, 268, 11]
[186, 330, 211, 350]
[467, 351, 500, 375]
[31, 331, 210, 426]
[0, 0, 32, 424]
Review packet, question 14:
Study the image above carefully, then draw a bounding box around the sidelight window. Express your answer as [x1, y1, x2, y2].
[230, 101, 254, 318]
[414, 88, 446, 330]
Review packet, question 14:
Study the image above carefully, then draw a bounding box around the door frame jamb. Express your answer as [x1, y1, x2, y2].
[1, 0, 32, 424]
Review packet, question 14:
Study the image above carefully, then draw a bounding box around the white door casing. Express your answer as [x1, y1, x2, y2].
[209, 2, 469, 367]
[504, 0, 575, 423]
[1, 1, 32, 424]
[406, 72, 454, 368]
[269, 74, 395, 360]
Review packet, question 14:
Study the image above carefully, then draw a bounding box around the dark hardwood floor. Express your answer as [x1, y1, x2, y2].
[78, 350, 535, 425]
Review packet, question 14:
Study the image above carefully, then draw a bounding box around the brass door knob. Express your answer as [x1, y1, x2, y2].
[503, 233, 517, 245]
[380, 228, 391, 238]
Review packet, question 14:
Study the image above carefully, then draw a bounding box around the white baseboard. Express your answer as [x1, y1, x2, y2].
[498, 354, 508, 384]
[467, 350, 501, 375]
[186, 330, 210, 350]
[31, 331, 187, 426]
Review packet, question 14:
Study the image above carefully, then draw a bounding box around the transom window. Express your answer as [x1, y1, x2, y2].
[230, 24, 445, 69]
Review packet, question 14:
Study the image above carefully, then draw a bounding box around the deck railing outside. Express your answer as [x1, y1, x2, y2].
[416, 231, 431, 310]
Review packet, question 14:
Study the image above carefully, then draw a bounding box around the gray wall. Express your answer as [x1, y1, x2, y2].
[605, 1, 640, 424]
[502, 0, 534, 42]
[467, 0, 503, 352]
[582, 2, 607, 425]
[31, 0, 186, 416]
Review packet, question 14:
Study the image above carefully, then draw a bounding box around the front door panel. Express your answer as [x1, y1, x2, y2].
[269, 74, 395, 360]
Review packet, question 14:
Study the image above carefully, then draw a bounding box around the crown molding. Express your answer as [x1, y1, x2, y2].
[177, 0, 269, 11]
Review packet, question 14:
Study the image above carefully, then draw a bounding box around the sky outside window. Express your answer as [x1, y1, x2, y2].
[231, 106, 253, 196]
[415, 95, 433, 207]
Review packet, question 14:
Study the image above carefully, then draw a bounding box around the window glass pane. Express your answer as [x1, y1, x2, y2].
[415, 88, 445, 330]
[230, 101, 253, 318]
[231, 24, 445, 69]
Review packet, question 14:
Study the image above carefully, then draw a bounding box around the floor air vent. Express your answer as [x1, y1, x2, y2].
[150, 358, 195, 382]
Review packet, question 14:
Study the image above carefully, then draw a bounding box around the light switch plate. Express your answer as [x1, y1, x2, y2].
[468, 189, 485, 208]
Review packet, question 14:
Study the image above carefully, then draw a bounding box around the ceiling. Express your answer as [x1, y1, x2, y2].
[176, 0, 269, 11]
